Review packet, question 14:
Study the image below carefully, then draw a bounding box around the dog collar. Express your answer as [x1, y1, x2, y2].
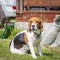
[33, 29, 41, 38]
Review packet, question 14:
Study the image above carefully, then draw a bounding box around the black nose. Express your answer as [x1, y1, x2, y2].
[32, 25, 35, 28]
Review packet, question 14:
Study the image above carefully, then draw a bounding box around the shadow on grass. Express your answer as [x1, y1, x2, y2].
[43, 53, 53, 56]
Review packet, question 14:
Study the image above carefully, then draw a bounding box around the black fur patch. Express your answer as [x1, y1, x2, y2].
[13, 33, 26, 49]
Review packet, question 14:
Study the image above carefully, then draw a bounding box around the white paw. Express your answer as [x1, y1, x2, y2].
[39, 52, 43, 56]
[32, 55, 37, 59]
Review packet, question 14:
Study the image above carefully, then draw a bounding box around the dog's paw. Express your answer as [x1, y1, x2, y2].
[32, 55, 37, 59]
[39, 52, 43, 56]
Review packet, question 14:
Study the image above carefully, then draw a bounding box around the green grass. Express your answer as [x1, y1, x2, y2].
[0, 39, 60, 60]
[0, 29, 4, 34]
[8, 29, 20, 39]
[0, 28, 60, 60]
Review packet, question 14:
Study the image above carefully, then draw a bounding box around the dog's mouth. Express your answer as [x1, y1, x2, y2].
[31, 29, 41, 33]
[30, 28, 35, 31]
[30, 28, 36, 31]
[31, 27, 38, 31]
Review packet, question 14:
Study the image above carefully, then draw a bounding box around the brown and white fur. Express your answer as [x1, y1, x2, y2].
[9, 17, 43, 59]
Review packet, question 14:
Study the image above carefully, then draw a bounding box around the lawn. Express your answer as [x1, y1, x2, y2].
[0, 27, 60, 60]
[0, 38, 60, 60]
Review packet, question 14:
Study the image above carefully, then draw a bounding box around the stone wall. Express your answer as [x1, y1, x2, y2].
[15, 22, 28, 30]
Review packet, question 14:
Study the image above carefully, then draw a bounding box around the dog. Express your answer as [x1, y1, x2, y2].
[9, 17, 43, 59]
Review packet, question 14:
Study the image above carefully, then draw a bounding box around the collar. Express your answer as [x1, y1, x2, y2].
[33, 29, 41, 38]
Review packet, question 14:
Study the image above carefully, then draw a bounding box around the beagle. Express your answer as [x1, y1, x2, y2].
[9, 17, 43, 59]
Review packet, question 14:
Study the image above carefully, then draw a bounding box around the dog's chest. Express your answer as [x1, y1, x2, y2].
[26, 32, 35, 42]
[33, 36, 41, 46]
[34, 30, 41, 45]
[26, 31, 41, 45]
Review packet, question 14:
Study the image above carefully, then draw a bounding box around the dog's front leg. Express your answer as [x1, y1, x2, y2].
[36, 43, 43, 56]
[28, 42, 37, 59]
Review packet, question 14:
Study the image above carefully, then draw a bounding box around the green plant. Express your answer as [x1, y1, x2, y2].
[0, 23, 2, 28]
[8, 29, 20, 39]
[0, 24, 14, 39]
[0, 30, 3, 34]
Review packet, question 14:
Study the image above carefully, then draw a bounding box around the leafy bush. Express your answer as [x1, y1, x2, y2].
[0, 24, 14, 39]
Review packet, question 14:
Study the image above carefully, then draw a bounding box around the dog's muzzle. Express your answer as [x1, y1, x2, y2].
[31, 24, 38, 30]
[32, 25, 36, 30]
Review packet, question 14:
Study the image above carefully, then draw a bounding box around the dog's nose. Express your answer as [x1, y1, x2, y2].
[32, 25, 35, 28]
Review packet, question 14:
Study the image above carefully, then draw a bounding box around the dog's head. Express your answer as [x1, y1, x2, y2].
[28, 17, 43, 31]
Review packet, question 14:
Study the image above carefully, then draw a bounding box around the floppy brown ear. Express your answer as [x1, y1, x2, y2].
[37, 17, 43, 29]
[27, 20, 31, 32]
[40, 21, 43, 29]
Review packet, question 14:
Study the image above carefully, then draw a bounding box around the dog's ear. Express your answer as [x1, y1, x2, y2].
[27, 19, 32, 32]
[38, 18, 43, 30]
[39, 21, 43, 29]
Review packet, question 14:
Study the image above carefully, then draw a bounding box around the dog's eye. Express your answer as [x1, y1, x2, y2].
[30, 21, 33, 23]
[36, 21, 38, 23]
